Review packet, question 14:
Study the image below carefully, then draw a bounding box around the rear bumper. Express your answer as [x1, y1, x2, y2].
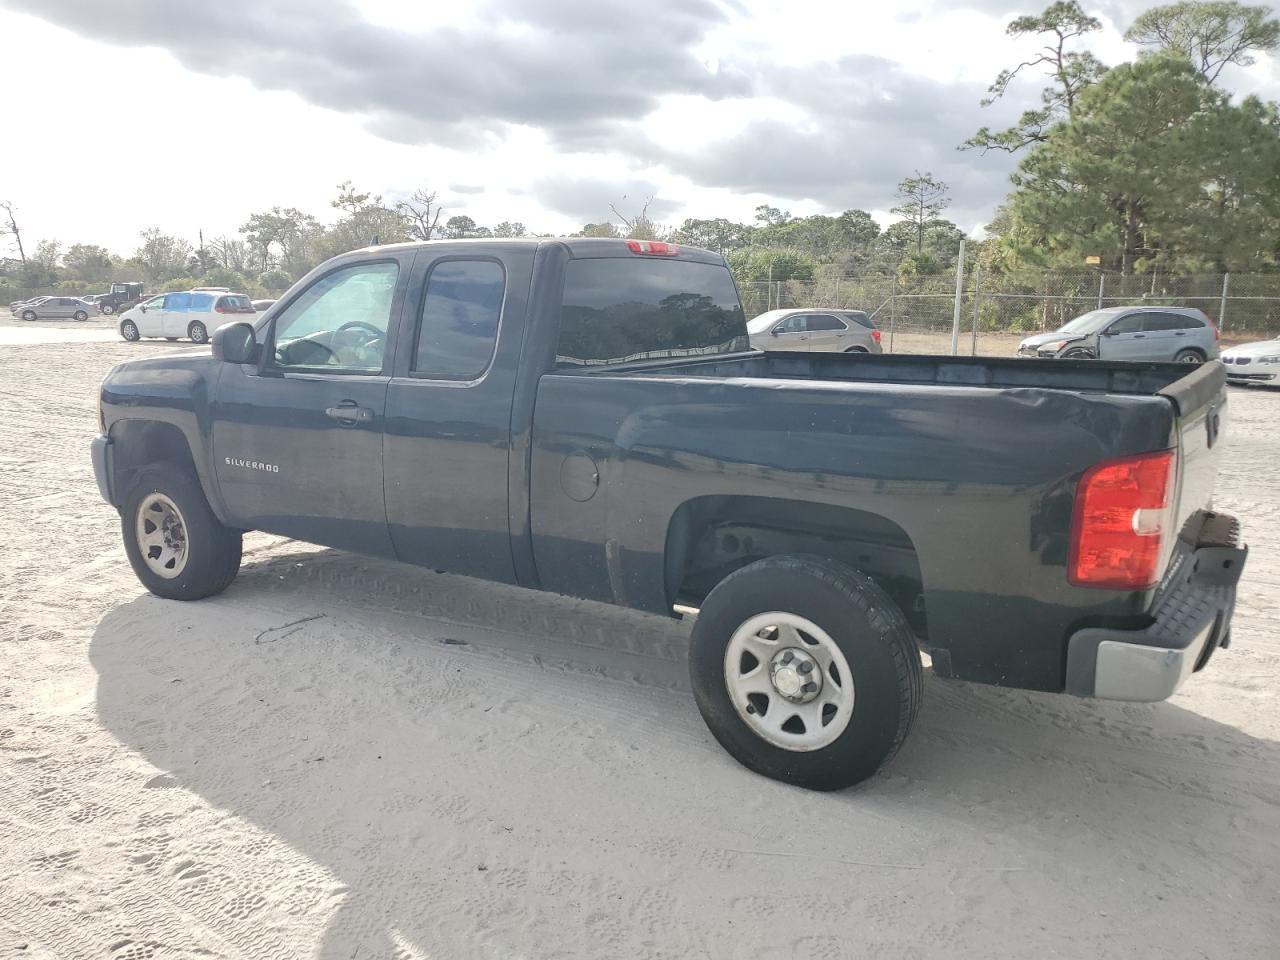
[91, 435, 114, 506]
[1065, 512, 1246, 702]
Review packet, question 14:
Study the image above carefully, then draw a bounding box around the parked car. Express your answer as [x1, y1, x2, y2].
[251, 299, 276, 312]
[1221, 335, 1280, 386]
[747, 308, 882, 353]
[82, 294, 103, 306]
[15, 296, 94, 321]
[98, 281, 146, 316]
[91, 238, 1245, 791]
[9, 296, 51, 315]
[1019, 306, 1218, 363]
[117, 291, 255, 344]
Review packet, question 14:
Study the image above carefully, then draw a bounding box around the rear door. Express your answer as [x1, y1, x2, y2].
[383, 250, 532, 582]
[211, 254, 411, 556]
[1140, 313, 1182, 360]
[804, 313, 849, 351]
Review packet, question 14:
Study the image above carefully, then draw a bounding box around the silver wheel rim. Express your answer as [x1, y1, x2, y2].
[1178, 352, 1201, 364]
[190, 323, 206, 343]
[135, 492, 189, 579]
[724, 611, 855, 751]
[122, 321, 137, 340]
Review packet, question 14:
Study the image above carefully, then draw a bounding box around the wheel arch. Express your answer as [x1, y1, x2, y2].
[107, 420, 220, 517]
[663, 495, 928, 639]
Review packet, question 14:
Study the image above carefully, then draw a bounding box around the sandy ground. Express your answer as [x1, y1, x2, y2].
[2, 318, 1279, 959]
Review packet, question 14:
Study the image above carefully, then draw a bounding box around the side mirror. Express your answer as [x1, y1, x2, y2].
[770, 328, 780, 336]
[212, 321, 259, 364]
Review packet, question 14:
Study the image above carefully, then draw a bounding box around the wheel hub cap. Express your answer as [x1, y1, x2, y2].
[770, 648, 821, 702]
[136, 492, 189, 579]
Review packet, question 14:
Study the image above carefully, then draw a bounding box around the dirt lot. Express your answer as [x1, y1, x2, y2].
[2, 317, 1279, 959]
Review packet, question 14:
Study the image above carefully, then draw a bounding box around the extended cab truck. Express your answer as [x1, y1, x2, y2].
[92, 238, 1247, 790]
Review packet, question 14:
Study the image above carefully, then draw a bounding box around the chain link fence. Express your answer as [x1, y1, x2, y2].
[740, 270, 1280, 351]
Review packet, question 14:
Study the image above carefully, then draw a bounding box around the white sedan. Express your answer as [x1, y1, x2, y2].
[1221, 336, 1280, 386]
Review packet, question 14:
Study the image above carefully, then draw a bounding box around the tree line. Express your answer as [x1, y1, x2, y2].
[2, 1, 1278, 303]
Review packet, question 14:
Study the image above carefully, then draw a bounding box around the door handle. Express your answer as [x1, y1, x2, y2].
[1133, 334, 1145, 338]
[1175, 331, 1187, 336]
[325, 401, 373, 425]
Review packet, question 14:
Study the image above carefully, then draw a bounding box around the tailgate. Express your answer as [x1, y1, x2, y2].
[1158, 360, 1228, 537]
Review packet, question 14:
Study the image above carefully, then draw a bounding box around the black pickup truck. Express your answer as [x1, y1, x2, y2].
[92, 238, 1247, 790]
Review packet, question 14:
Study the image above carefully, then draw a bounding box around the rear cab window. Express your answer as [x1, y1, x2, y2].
[556, 257, 748, 368]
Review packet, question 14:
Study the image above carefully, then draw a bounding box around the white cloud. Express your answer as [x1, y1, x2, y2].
[0, 0, 1275, 258]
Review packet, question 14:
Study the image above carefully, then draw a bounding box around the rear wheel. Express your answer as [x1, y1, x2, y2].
[120, 320, 140, 342]
[689, 554, 922, 790]
[843, 346, 868, 353]
[74, 310, 88, 322]
[21, 310, 36, 322]
[121, 466, 241, 601]
[1175, 348, 1205, 364]
[188, 320, 208, 344]
[101, 303, 116, 316]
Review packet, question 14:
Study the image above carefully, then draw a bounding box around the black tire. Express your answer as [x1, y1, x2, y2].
[74, 310, 88, 322]
[1175, 348, 1205, 364]
[121, 466, 241, 601]
[21, 310, 36, 322]
[120, 320, 140, 342]
[1062, 348, 1092, 359]
[188, 320, 208, 344]
[689, 554, 922, 791]
[101, 303, 116, 316]
[843, 346, 868, 353]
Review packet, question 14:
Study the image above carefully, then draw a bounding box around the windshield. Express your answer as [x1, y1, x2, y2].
[556, 257, 748, 367]
[1058, 309, 1118, 335]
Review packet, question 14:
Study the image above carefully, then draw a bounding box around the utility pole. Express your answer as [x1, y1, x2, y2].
[950, 239, 966, 356]
[1219, 273, 1230, 330]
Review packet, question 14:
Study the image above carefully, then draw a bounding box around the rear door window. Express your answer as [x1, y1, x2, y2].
[216, 295, 254, 314]
[557, 257, 747, 367]
[189, 293, 215, 312]
[805, 314, 846, 332]
[413, 259, 505, 380]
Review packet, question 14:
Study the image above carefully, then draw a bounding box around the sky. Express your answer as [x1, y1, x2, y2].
[1, 0, 1277, 258]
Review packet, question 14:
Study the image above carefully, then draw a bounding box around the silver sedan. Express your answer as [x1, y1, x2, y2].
[14, 296, 95, 321]
[748, 309, 883, 353]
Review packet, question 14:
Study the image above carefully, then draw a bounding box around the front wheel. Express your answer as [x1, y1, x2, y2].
[21, 310, 36, 322]
[1062, 348, 1092, 359]
[120, 320, 140, 342]
[121, 467, 242, 601]
[689, 554, 922, 790]
[1175, 348, 1204, 364]
[188, 320, 208, 344]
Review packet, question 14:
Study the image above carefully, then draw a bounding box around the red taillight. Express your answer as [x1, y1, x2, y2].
[1211, 320, 1220, 341]
[626, 240, 680, 256]
[872, 329, 882, 344]
[1069, 450, 1176, 590]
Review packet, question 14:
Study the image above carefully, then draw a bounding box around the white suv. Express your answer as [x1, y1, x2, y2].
[118, 290, 255, 343]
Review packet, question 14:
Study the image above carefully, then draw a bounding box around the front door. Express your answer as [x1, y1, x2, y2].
[383, 252, 529, 582]
[136, 295, 167, 337]
[211, 255, 411, 557]
[771, 313, 810, 351]
[1097, 313, 1149, 361]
